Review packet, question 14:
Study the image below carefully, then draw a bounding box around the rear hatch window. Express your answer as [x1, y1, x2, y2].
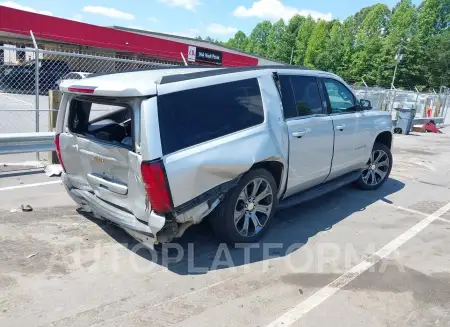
[68, 97, 133, 148]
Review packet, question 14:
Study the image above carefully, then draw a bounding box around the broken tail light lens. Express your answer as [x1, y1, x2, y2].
[55, 134, 66, 172]
[141, 160, 173, 214]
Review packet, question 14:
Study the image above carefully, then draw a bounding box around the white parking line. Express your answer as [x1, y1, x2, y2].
[265, 201, 450, 327]
[0, 93, 33, 106]
[0, 180, 61, 191]
[394, 205, 436, 217]
[384, 205, 450, 224]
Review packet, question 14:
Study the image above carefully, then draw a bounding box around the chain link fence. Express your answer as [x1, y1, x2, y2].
[353, 86, 450, 122]
[0, 43, 179, 135]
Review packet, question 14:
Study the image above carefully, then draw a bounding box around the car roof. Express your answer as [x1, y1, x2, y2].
[60, 66, 339, 97]
[59, 67, 213, 96]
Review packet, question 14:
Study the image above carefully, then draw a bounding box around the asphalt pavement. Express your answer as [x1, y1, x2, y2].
[0, 129, 450, 327]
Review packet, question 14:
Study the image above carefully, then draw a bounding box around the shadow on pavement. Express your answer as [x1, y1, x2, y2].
[83, 178, 405, 275]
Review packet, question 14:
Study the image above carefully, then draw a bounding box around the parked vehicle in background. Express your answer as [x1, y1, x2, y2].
[2, 59, 71, 93]
[56, 72, 91, 89]
[56, 66, 393, 248]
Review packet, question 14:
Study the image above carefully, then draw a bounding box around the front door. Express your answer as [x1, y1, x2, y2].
[278, 74, 334, 198]
[321, 78, 367, 180]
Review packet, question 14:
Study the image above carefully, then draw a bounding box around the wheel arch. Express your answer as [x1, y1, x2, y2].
[249, 161, 284, 192]
[375, 131, 392, 149]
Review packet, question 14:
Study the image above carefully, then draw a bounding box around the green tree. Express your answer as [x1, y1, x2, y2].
[283, 15, 306, 62]
[246, 21, 272, 56]
[387, 0, 417, 47]
[267, 19, 287, 61]
[418, 0, 450, 87]
[426, 31, 450, 87]
[304, 20, 330, 68]
[338, 17, 358, 82]
[377, 0, 419, 87]
[221, 0, 448, 89]
[317, 20, 344, 73]
[351, 4, 391, 85]
[226, 31, 248, 52]
[293, 16, 316, 65]
[418, 0, 450, 39]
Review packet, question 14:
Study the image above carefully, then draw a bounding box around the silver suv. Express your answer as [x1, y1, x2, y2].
[56, 66, 393, 248]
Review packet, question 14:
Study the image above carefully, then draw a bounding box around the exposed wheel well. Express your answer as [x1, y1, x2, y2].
[250, 161, 284, 191]
[375, 131, 392, 149]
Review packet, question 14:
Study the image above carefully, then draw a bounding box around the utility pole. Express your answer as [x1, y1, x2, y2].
[289, 47, 294, 65]
[391, 48, 403, 89]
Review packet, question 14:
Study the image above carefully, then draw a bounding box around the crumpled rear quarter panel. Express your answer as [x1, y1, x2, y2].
[164, 123, 284, 208]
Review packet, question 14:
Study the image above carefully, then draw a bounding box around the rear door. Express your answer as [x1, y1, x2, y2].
[278, 74, 334, 198]
[57, 95, 149, 221]
[321, 78, 367, 180]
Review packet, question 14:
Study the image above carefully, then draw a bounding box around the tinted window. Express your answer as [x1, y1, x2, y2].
[158, 78, 264, 154]
[290, 76, 323, 116]
[323, 79, 357, 114]
[278, 75, 323, 118]
[278, 75, 297, 119]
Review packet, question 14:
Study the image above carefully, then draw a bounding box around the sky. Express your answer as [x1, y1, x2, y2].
[0, 0, 423, 41]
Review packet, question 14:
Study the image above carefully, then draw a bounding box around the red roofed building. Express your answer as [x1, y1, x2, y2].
[0, 6, 279, 67]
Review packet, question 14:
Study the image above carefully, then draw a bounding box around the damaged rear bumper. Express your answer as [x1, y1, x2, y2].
[62, 174, 165, 248]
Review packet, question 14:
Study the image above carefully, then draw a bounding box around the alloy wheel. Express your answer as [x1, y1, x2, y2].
[361, 149, 390, 186]
[234, 178, 274, 237]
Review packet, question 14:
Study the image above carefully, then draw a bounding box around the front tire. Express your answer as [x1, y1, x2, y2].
[209, 169, 278, 243]
[355, 142, 393, 190]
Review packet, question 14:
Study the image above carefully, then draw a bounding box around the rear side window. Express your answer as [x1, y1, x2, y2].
[290, 76, 323, 116]
[278, 75, 297, 119]
[158, 78, 264, 155]
[278, 75, 323, 118]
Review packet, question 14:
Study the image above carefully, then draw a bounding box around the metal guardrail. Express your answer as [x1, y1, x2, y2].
[0, 132, 55, 154]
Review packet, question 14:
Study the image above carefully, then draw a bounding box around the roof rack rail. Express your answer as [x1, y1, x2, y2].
[159, 65, 313, 84]
[85, 65, 215, 79]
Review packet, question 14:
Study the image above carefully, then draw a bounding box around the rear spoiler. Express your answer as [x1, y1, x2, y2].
[60, 81, 157, 97]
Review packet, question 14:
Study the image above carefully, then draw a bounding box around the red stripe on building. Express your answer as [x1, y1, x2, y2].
[0, 6, 258, 67]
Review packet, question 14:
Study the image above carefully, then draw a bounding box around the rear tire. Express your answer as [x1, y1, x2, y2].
[355, 142, 393, 190]
[209, 169, 278, 243]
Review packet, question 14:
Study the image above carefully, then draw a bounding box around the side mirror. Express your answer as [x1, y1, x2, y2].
[360, 99, 372, 110]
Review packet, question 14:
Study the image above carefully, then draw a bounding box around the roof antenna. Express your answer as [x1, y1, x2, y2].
[180, 52, 188, 66]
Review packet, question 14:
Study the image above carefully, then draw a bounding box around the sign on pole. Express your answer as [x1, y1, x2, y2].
[187, 45, 222, 66]
[188, 46, 196, 62]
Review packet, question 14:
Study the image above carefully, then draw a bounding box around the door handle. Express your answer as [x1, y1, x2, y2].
[336, 124, 345, 131]
[292, 130, 308, 138]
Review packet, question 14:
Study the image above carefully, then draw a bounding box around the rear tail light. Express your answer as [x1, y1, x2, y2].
[68, 86, 96, 94]
[55, 134, 66, 172]
[141, 160, 173, 214]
